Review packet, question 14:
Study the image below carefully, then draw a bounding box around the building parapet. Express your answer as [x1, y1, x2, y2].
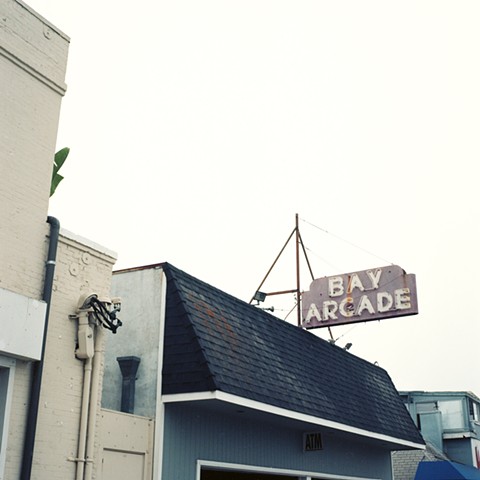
[0, 0, 69, 94]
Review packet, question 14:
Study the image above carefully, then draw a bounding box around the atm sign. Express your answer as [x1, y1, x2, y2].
[303, 432, 323, 452]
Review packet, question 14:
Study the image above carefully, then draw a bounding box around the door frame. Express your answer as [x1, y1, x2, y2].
[197, 460, 381, 480]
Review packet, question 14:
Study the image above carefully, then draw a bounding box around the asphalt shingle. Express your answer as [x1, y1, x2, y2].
[161, 263, 424, 445]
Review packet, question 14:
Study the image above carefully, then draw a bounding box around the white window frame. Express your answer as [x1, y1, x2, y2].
[197, 460, 381, 480]
[0, 356, 16, 480]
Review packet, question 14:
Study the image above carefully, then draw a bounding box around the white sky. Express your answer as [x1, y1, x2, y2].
[27, 0, 480, 395]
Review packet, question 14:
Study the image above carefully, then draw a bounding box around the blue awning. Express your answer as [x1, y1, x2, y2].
[415, 461, 480, 480]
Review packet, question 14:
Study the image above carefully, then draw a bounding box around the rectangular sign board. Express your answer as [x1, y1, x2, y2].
[303, 432, 323, 452]
[302, 265, 418, 329]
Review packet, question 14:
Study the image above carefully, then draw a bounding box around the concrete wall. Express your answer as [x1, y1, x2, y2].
[104, 267, 165, 418]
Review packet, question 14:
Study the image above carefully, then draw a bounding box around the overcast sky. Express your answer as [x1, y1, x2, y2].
[27, 0, 480, 395]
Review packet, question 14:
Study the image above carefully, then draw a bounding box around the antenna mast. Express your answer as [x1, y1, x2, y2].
[250, 213, 315, 326]
[295, 213, 301, 326]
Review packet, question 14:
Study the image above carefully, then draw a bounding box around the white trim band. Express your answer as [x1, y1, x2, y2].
[163, 390, 425, 450]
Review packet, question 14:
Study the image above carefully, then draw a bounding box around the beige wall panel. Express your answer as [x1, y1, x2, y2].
[98, 409, 154, 480]
[0, 0, 69, 300]
[0, 2, 69, 477]
[28, 232, 116, 480]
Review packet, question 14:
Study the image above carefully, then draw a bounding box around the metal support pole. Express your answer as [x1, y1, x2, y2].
[295, 214, 301, 326]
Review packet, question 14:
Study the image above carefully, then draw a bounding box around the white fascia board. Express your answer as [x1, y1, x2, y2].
[0, 287, 46, 360]
[162, 390, 425, 450]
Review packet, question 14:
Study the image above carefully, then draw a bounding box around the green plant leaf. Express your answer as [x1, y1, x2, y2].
[50, 173, 64, 197]
[54, 147, 69, 170]
[50, 147, 69, 197]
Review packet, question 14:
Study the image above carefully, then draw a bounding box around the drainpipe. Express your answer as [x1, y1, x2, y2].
[75, 307, 94, 480]
[21, 216, 60, 480]
[84, 325, 105, 480]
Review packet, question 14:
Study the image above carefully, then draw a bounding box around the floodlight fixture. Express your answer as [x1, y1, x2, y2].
[253, 291, 267, 303]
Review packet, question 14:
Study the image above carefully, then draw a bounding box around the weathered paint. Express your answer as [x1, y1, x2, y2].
[104, 267, 165, 418]
[302, 265, 418, 329]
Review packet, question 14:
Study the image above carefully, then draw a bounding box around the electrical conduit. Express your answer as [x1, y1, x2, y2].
[84, 325, 105, 480]
[75, 307, 93, 480]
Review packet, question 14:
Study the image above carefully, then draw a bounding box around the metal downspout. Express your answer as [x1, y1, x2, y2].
[20, 216, 60, 480]
[75, 354, 92, 480]
[84, 326, 105, 480]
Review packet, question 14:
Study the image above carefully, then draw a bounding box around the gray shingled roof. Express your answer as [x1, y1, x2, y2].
[161, 263, 424, 446]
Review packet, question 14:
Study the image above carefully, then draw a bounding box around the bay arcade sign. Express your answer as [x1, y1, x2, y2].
[302, 265, 418, 329]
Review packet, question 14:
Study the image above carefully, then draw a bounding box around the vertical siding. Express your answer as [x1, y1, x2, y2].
[162, 403, 393, 480]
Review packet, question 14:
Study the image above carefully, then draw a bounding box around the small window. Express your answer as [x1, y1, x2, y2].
[469, 399, 480, 422]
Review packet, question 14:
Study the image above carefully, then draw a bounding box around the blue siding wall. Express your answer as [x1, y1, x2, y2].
[162, 404, 393, 480]
[445, 438, 473, 466]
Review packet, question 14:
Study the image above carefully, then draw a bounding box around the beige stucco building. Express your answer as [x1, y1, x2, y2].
[0, 2, 117, 479]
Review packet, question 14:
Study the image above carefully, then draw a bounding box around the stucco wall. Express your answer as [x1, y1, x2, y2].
[104, 267, 165, 418]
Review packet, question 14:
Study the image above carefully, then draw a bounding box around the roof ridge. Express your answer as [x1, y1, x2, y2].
[162, 263, 393, 379]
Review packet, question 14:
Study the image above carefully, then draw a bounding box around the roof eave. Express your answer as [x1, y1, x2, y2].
[162, 390, 425, 450]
